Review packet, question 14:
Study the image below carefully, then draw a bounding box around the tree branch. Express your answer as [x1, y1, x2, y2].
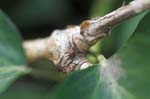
[23, 0, 150, 73]
[23, 38, 49, 63]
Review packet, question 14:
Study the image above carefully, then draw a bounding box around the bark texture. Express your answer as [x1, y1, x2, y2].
[23, 0, 150, 72]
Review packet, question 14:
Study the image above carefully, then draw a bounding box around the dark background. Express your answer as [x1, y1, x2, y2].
[0, 0, 93, 39]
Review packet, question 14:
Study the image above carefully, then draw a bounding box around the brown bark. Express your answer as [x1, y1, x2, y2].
[23, 0, 150, 72]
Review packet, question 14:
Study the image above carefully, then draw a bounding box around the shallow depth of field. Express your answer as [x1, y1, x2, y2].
[0, 0, 150, 99]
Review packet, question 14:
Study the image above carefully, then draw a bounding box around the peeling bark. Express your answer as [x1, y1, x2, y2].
[23, 0, 150, 73]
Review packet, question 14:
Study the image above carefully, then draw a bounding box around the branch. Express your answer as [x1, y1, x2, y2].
[23, 0, 150, 73]
[23, 38, 49, 63]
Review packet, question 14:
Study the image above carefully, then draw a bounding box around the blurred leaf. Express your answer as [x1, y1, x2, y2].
[0, 81, 49, 99]
[46, 65, 102, 99]
[115, 12, 150, 99]
[0, 10, 30, 94]
[46, 12, 150, 99]
[101, 11, 148, 57]
[46, 65, 132, 99]
[30, 59, 65, 81]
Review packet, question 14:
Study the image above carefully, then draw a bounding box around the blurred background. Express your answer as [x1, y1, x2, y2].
[0, 0, 93, 39]
[0, 0, 129, 39]
[0, 0, 134, 99]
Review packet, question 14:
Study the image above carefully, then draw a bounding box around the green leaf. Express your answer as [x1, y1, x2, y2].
[46, 65, 101, 99]
[100, 11, 148, 57]
[0, 10, 29, 94]
[114, 12, 150, 99]
[0, 81, 49, 99]
[47, 12, 150, 99]
[47, 65, 132, 99]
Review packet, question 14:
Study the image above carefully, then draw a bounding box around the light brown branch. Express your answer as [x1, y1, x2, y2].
[23, 0, 150, 72]
[23, 38, 49, 63]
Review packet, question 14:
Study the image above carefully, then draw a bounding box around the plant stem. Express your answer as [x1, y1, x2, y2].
[23, 0, 150, 72]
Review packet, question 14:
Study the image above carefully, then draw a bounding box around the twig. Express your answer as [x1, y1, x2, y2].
[23, 0, 150, 73]
[23, 38, 49, 63]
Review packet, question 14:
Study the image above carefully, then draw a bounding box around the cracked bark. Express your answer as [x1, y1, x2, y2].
[23, 0, 150, 73]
